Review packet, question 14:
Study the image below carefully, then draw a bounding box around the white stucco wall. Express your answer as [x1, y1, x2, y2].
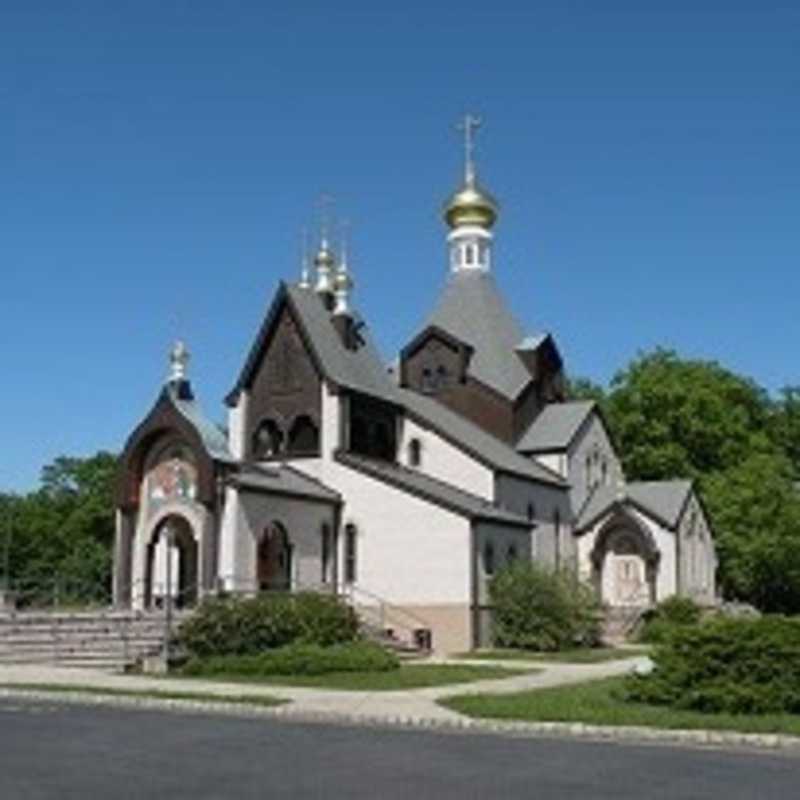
[398, 417, 495, 501]
[227, 391, 249, 460]
[322, 460, 472, 605]
[218, 486, 241, 589]
[533, 453, 566, 478]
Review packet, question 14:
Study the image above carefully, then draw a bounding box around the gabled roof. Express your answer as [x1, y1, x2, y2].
[168, 382, 234, 463]
[231, 463, 340, 504]
[576, 480, 693, 532]
[335, 451, 533, 528]
[516, 400, 596, 453]
[228, 283, 400, 407]
[423, 271, 535, 399]
[116, 379, 233, 510]
[228, 280, 564, 488]
[400, 388, 566, 487]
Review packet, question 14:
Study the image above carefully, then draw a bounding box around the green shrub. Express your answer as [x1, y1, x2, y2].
[489, 562, 601, 651]
[176, 592, 360, 658]
[181, 641, 399, 677]
[638, 596, 702, 643]
[624, 616, 800, 714]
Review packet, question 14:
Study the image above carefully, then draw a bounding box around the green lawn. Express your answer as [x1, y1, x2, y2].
[0, 683, 286, 708]
[459, 647, 650, 664]
[440, 677, 800, 736]
[176, 663, 534, 691]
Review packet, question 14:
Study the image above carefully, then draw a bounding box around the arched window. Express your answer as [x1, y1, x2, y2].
[344, 524, 358, 584]
[436, 364, 449, 389]
[507, 544, 518, 563]
[527, 502, 536, 522]
[421, 367, 435, 394]
[321, 524, 332, 584]
[408, 438, 422, 467]
[483, 541, 495, 576]
[287, 414, 319, 454]
[252, 419, 283, 459]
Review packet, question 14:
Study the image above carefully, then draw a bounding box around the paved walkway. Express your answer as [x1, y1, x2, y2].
[0, 655, 649, 724]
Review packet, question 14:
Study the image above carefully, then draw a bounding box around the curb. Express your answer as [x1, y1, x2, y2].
[1, 686, 799, 755]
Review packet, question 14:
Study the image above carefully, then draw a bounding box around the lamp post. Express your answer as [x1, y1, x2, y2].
[164, 524, 174, 667]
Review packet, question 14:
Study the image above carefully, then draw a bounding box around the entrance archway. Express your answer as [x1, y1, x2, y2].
[590, 516, 659, 608]
[144, 515, 199, 609]
[257, 522, 292, 591]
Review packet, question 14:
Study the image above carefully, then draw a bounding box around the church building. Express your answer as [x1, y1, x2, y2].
[113, 121, 717, 653]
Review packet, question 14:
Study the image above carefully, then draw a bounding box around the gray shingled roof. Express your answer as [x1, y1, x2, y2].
[233, 281, 564, 488]
[168, 383, 235, 463]
[577, 480, 693, 531]
[231, 463, 341, 503]
[516, 401, 596, 453]
[336, 451, 532, 527]
[399, 389, 566, 487]
[424, 271, 535, 399]
[286, 285, 401, 404]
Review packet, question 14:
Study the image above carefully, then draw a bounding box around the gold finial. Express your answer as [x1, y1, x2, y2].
[443, 115, 498, 230]
[457, 113, 482, 185]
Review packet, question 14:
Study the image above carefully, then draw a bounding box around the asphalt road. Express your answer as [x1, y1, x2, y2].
[0, 698, 796, 799]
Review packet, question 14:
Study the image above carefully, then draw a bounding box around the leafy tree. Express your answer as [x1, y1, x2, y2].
[567, 376, 606, 404]
[489, 561, 600, 651]
[703, 453, 800, 613]
[769, 386, 800, 479]
[2, 452, 117, 604]
[603, 349, 772, 481]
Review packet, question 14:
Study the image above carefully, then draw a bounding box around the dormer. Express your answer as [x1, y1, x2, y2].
[399, 326, 474, 396]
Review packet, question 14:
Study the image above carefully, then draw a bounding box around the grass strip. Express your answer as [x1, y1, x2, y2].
[174, 663, 534, 691]
[0, 683, 286, 708]
[458, 647, 649, 664]
[440, 677, 800, 736]
[457, 647, 649, 664]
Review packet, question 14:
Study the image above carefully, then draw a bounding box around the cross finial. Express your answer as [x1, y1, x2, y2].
[168, 340, 190, 383]
[457, 114, 482, 185]
[317, 193, 335, 247]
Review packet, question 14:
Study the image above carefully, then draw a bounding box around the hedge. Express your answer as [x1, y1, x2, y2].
[637, 596, 702, 643]
[181, 641, 399, 677]
[176, 592, 360, 658]
[624, 616, 800, 714]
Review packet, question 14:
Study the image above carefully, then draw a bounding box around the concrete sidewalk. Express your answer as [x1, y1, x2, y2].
[0, 656, 647, 724]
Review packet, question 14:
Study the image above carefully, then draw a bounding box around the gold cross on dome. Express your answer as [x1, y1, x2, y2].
[457, 114, 482, 183]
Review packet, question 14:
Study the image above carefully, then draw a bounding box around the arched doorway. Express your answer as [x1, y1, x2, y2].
[144, 515, 199, 609]
[257, 522, 292, 591]
[591, 520, 658, 608]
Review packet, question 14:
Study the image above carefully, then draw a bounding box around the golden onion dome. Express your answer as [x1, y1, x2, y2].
[443, 179, 499, 230]
[334, 265, 353, 292]
[314, 240, 336, 269]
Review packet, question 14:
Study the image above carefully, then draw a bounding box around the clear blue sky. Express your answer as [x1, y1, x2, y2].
[3, 1, 799, 492]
